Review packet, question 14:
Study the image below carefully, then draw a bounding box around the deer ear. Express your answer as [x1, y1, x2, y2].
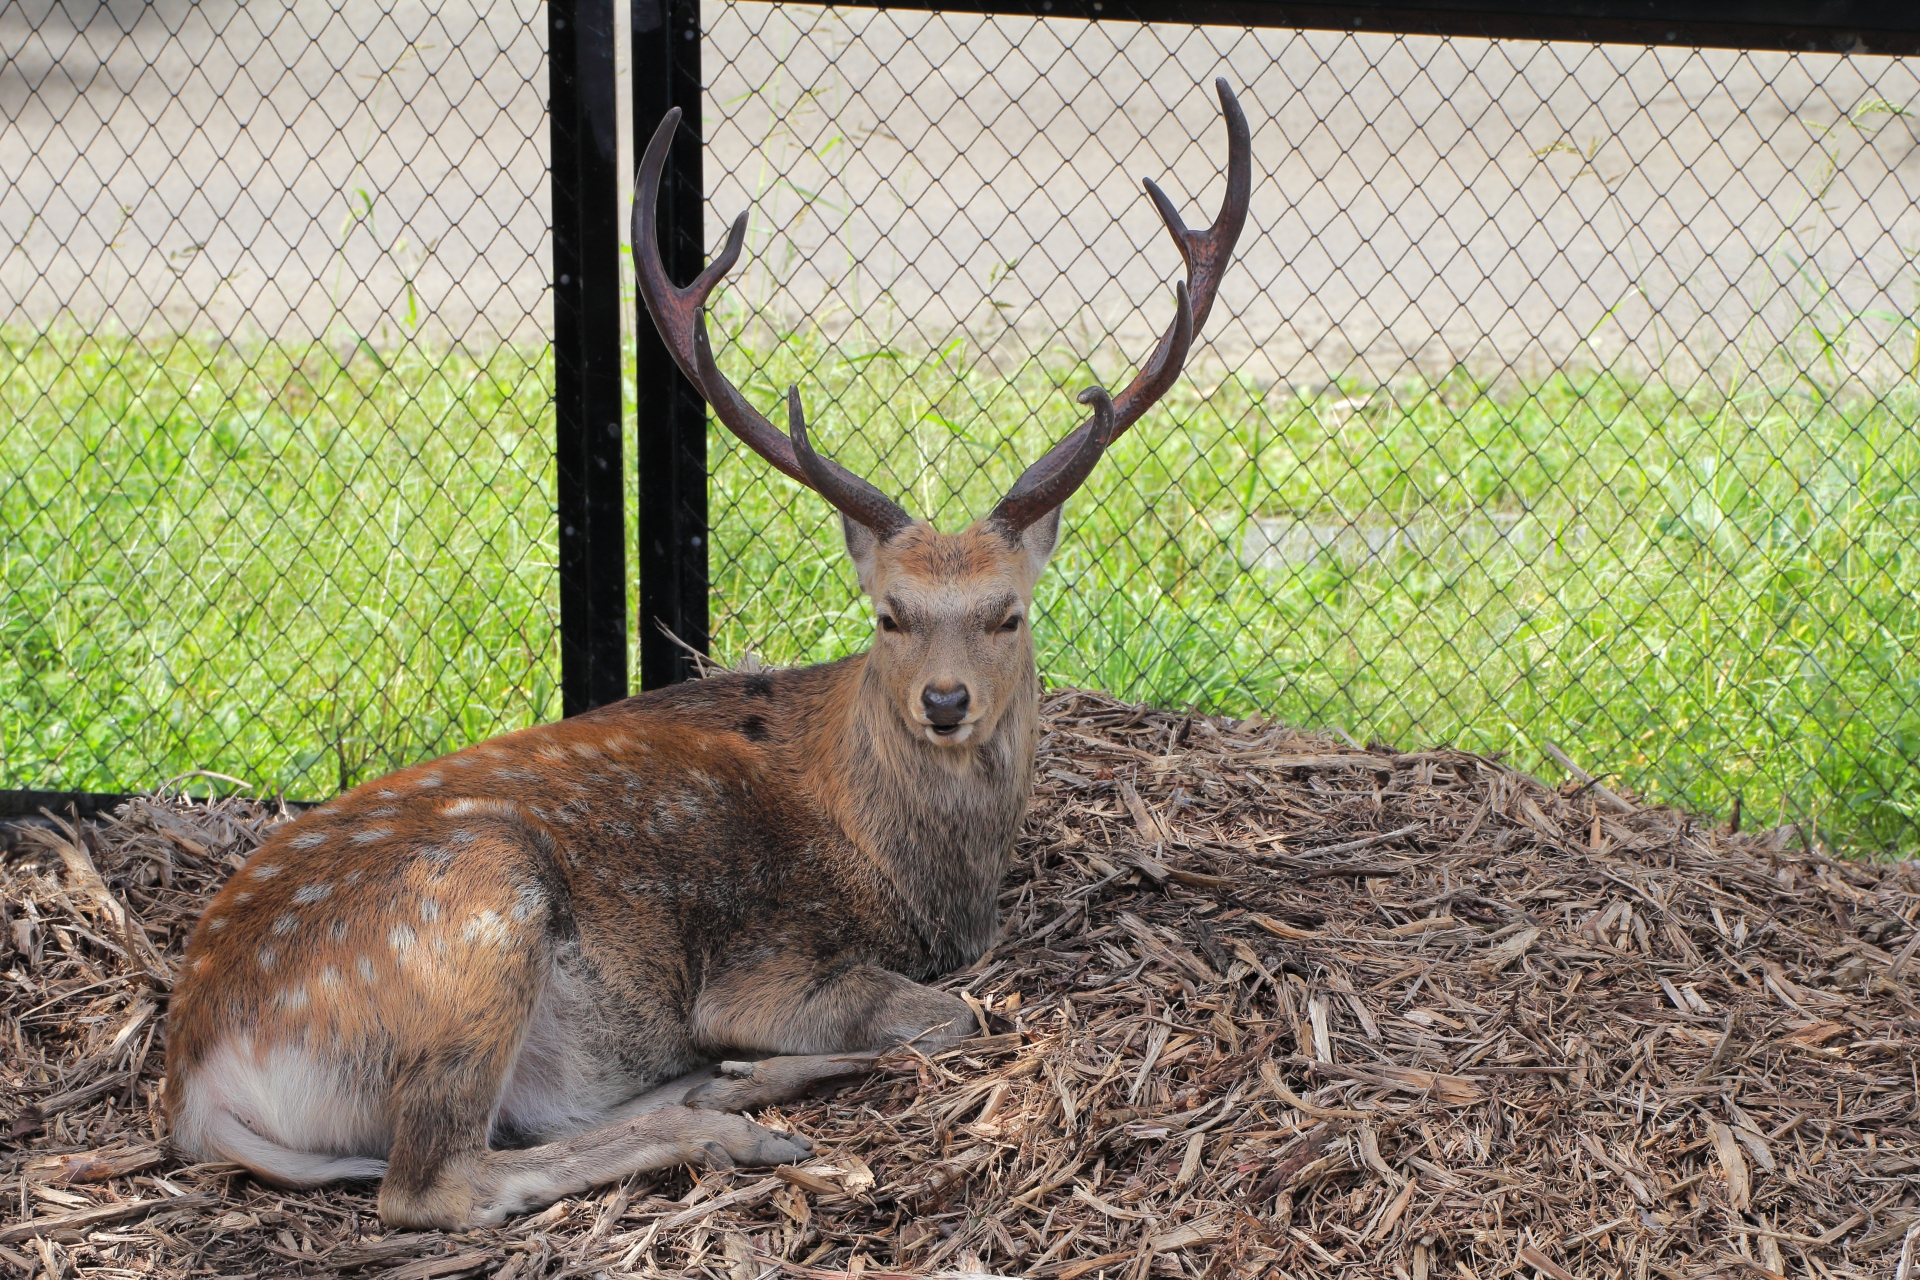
[841, 513, 881, 595]
[1019, 504, 1063, 579]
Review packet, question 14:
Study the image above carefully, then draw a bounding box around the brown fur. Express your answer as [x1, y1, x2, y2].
[165, 517, 1057, 1227]
[166, 76, 1249, 1227]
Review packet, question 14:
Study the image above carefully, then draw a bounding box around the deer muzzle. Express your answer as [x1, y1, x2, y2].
[921, 683, 970, 733]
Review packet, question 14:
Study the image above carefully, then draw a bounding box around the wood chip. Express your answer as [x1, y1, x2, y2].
[6, 688, 1915, 1279]
[1471, 926, 1541, 976]
[0, 1192, 216, 1244]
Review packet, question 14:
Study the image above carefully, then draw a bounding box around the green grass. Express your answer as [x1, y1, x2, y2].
[0, 328, 560, 798]
[710, 311, 1920, 857]
[5, 318, 1919, 854]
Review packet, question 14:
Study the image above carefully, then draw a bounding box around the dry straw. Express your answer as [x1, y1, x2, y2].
[2, 690, 1916, 1279]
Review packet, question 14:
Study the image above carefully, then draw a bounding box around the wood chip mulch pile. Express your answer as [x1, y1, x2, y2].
[3, 689, 1919, 1280]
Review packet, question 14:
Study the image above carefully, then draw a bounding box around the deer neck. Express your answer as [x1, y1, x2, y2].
[812, 654, 1037, 972]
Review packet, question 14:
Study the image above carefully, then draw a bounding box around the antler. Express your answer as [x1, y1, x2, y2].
[990, 78, 1251, 533]
[989, 382, 1122, 525]
[785, 387, 914, 540]
[633, 80, 1250, 539]
[632, 107, 915, 535]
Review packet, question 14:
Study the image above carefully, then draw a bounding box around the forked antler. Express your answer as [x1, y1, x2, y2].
[632, 79, 1251, 538]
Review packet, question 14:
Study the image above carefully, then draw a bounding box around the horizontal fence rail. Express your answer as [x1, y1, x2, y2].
[3, 0, 1917, 854]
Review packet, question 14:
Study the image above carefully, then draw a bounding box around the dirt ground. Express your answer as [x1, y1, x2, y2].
[3, 688, 1917, 1279]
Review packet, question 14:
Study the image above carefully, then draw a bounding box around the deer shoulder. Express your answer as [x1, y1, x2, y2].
[164, 79, 1250, 1229]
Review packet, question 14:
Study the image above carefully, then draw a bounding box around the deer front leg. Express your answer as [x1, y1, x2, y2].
[693, 954, 978, 1058]
[584, 957, 975, 1123]
[609, 1052, 883, 1120]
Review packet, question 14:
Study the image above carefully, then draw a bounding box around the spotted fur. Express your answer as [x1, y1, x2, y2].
[165, 516, 1058, 1228]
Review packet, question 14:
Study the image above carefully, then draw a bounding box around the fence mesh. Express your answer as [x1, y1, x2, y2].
[4, 1, 1917, 853]
[0, 0, 556, 800]
[699, 7, 1920, 852]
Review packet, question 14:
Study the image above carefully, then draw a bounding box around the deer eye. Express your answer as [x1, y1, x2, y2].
[998, 615, 1022, 634]
[879, 614, 901, 634]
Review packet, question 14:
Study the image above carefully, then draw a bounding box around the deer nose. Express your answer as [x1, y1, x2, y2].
[921, 684, 970, 727]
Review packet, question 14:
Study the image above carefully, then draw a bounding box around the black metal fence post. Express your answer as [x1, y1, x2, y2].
[632, 0, 710, 689]
[551, 0, 630, 717]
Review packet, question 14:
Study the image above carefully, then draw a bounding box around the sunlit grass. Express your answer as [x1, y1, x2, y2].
[0, 327, 559, 798]
[4, 319, 1917, 854]
[712, 315, 1920, 856]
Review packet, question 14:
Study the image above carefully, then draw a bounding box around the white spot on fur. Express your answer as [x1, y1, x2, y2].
[511, 883, 545, 922]
[448, 828, 478, 844]
[376, 790, 398, 799]
[418, 773, 443, 788]
[419, 899, 440, 923]
[444, 798, 516, 818]
[257, 946, 276, 971]
[250, 863, 282, 879]
[356, 956, 376, 983]
[388, 925, 417, 959]
[461, 909, 509, 946]
[208, 917, 228, 931]
[234, 891, 254, 904]
[571, 741, 602, 759]
[289, 832, 327, 850]
[293, 882, 332, 904]
[317, 966, 340, 988]
[351, 827, 393, 845]
[366, 806, 398, 818]
[276, 985, 309, 1012]
[272, 913, 298, 936]
[329, 919, 349, 942]
[343, 869, 362, 886]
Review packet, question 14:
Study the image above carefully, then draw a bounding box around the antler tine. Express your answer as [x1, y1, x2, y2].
[991, 80, 1250, 532]
[631, 107, 806, 486]
[1140, 77, 1252, 345]
[785, 387, 914, 539]
[987, 383, 1122, 533]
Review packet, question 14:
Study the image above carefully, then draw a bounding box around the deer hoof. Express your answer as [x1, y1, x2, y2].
[718, 1060, 758, 1078]
[698, 1115, 813, 1169]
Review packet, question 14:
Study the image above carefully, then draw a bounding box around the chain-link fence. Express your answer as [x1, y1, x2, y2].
[1, 0, 557, 804]
[4, 0, 1918, 854]
[697, 7, 1920, 853]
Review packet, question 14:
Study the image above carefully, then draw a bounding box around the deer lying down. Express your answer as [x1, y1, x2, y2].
[164, 80, 1249, 1229]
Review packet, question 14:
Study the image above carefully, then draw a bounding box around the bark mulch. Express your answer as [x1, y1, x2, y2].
[2, 689, 1918, 1280]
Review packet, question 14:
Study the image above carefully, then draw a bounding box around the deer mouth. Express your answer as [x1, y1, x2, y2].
[924, 722, 974, 746]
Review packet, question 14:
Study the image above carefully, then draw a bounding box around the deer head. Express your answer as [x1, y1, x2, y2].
[633, 80, 1250, 750]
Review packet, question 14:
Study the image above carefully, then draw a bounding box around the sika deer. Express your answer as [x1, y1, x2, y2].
[165, 80, 1249, 1229]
